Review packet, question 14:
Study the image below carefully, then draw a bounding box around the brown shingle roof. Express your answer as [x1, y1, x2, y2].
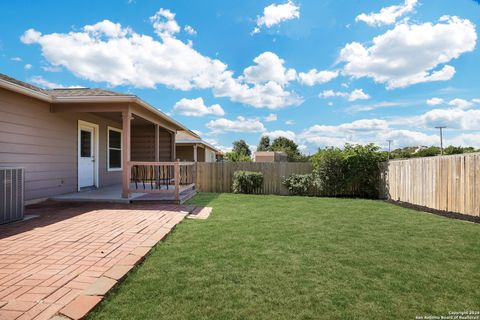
[48, 88, 134, 97]
[0, 73, 133, 98]
[0, 73, 50, 95]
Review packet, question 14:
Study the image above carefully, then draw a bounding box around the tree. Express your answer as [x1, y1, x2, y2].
[257, 136, 270, 152]
[224, 151, 252, 162]
[232, 140, 251, 157]
[444, 145, 477, 155]
[415, 146, 441, 157]
[270, 137, 303, 162]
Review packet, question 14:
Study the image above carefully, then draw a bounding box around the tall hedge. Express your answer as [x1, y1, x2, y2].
[232, 171, 264, 194]
[283, 143, 386, 198]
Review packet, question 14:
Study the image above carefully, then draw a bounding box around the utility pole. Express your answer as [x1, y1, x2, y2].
[435, 126, 446, 155]
[387, 140, 393, 159]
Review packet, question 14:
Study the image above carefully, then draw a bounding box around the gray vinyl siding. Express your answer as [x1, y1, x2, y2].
[0, 88, 122, 201]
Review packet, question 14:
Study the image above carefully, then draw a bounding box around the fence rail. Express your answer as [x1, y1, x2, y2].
[195, 162, 312, 195]
[128, 161, 196, 198]
[379, 153, 480, 217]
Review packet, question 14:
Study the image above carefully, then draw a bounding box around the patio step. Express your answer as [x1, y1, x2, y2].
[130, 188, 197, 205]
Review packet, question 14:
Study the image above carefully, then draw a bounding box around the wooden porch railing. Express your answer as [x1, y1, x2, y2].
[126, 161, 196, 199]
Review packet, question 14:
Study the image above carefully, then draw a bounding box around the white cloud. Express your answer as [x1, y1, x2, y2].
[297, 118, 439, 149]
[213, 76, 303, 109]
[184, 25, 197, 35]
[265, 130, 296, 141]
[319, 88, 370, 101]
[150, 9, 180, 37]
[206, 116, 266, 133]
[348, 101, 404, 112]
[29, 75, 79, 89]
[20, 29, 42, 44]
[243, 51, 296, 85]
[383, 129, 438, 147]
[448, 98, 473, 109]
[416, 108, 480, 130]
[339, 16, 477, 89]
[356, 0, 418, 27]
[21, 13, 301, 109]
[426, 97, 444, 106]
[41, 65, 62, 72]
[349, 89, 371, 101]
[10, 57, 22, 62]
[285, 120, 295, 125]
[264, 113, 278, 122]
[298, 69, 339, 86]
[24, 64, 32, 70]
[173, 97, 225, 117]
[254, 1, 300, 33]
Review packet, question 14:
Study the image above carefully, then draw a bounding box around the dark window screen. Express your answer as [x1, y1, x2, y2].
[109, 150, 121, 169]
[80, 130, 91, 157]
[109, 130, 121, 149]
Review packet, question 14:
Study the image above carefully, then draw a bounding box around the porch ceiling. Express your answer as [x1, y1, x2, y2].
[88, 112, 166, 127]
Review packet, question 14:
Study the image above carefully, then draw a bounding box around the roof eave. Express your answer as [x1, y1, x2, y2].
[51, 95, 190, 132]
[0, 78, 52, 102]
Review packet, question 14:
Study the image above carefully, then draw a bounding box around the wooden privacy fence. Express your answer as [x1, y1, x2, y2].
[379, 153, 480, 217]
[195, 162, 313, 195]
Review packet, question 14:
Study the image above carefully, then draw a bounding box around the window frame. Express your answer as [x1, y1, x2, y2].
[107, 126, 123, 172]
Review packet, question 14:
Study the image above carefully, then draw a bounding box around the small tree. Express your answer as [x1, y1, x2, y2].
[270, 137, 303, 162]
[444, 145, 478, 155]
[232, 140, 251, 157]
[415, 146, 441, 157]
[225, 151, 252, 162]
[257, 136, 271, 151]
[342, 144, 386, 198]
[311, 147, 346, 196]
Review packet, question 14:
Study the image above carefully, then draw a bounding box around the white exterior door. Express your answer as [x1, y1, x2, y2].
[78, 123, 97, 189]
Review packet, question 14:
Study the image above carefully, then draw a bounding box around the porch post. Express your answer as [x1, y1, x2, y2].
[154, 124, 159, 162]
[193, 145, 198, 162]
[121, 109, 131, 199]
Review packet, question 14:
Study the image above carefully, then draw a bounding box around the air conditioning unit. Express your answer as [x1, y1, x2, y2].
[0, 167, 24, 224]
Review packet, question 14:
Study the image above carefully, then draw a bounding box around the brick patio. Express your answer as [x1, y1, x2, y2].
[0, 201, 189, 320]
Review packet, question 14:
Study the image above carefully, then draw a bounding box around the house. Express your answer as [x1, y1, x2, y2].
[254, 151, 288, 163]
[175, 130, 220, 162]
[0, 73, 196, 204]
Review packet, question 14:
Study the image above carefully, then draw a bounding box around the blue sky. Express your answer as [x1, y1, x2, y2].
[1, 0, 479, 153]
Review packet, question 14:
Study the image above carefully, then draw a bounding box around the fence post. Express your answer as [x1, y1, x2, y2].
[174, 161, 180, 200]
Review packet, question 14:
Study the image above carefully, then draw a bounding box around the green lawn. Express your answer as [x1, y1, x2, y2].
[89, 193, 480, 320]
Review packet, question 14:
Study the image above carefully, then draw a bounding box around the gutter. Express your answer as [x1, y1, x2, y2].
[0, 78, 51, 102]
[0, 77, 191, 133]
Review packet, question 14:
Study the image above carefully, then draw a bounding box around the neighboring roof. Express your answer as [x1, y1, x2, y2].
[176, 139, 221, 153]
[176, 130, 201, 141]
[254, 151, 287, 155]
[0, 73, 191, 132]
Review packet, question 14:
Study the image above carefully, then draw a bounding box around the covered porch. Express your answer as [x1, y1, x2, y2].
[51, 99, 196, 203]
[50, 183, 196, 204]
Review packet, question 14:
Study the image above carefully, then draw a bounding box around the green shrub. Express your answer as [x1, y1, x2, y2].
[282, 174, 317, 196]
[311, 147, 346, 196]
[306, 143, 386, 198]
[232, 171, 264, 194]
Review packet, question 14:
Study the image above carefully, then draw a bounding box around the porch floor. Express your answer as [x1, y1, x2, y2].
[50, 184, 196, 204]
